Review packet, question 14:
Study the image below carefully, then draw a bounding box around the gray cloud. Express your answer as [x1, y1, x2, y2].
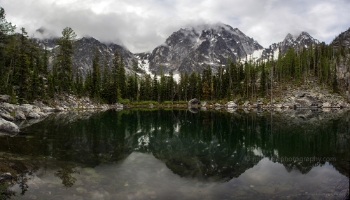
[1, 0, 349, 52]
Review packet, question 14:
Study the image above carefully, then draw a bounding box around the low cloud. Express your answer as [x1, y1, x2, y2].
[2, 0, 349, 52]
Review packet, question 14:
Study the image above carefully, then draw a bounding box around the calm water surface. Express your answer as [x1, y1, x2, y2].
[0, 109, 349, 199]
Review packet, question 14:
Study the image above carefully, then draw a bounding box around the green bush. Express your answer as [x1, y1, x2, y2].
[118, 98, 130, 104]
[130, 101, 159, 105]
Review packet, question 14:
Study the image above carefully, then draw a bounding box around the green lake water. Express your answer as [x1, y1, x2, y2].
[0, 109, 349, 199]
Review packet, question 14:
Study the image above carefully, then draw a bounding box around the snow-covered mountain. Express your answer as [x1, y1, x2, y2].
[71, 37, 136, 76]
[35, 24, 323, 76]
[36, 37, 138, 77]
[261, 32, 319, 60]
[138, 23, 263, 74]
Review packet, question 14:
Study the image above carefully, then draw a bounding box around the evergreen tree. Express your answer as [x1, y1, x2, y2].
[188, 72, 197, 100]
[55, 27, 76, 93]
[159, 67, 167, 102]
[152, 74, 159, 102]
[0, 7, 16, 94]
[260, 63, 267, 97]
[16, 28, 31, 103]
[126, 73, 138, 101]
[119, 55, 127, 99]
[91, 49, 101, 100]
[167, 72, 175, 102]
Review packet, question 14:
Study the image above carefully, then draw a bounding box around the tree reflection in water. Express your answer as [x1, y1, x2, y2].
[0, 109, 348, 198]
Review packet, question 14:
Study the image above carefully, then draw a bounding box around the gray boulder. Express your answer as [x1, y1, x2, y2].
[15, 110, 26, 120]
[243, 101, 250, 108]
[226, 101, 237, 109]
[0, 113, 14, 121]
[0, 173, 13, 181]
[0, 118, 20, 133]
[17, 104, 34, 115]
[274, 104, 283, 108]
[55, 106, 66, 112]
[33, 100, 46, 108]
[214, 103, 222, 108]
[188, 98, 200, 107]
[322, 102, 331, 108]
[1, 102, 15, 113]
[41, 106, 55, 113]
[115, 103, 124, 108]
[27, 111, 41, 119]
[0, 95, 10, 102]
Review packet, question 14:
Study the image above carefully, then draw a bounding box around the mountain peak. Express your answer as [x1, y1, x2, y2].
[144, 23, 264, 73]
[284, 33, 295, 41]
[300, 31, 311, 36]
[261, 31, 319, 60]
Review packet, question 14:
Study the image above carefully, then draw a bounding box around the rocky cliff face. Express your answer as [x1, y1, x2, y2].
[261, 32, 319, 60]
[36, 37, 138, 77]
[331, 28, 350, 99]
[141, 23, 263, 74]
[70, 37, 136, 77]
[331, 27, 350, 48]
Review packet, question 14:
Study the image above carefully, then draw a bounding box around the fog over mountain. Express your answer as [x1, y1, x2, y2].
[1, 0, 350, 53]
[33, 23, 321, 76]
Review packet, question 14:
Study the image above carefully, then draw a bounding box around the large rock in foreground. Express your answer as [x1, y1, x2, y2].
[0, 118, 19, 134]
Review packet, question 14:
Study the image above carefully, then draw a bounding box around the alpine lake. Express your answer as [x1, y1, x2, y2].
[0, 108, 349, 200]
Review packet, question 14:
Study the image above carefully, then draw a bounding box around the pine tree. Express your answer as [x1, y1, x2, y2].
[0, 7, 16, 94]
[17, 28, 31, 103]
[196, 72, 202, 100]
[167, 72, 175, 102]
[101, 51, 112, 103]
[126, 73, 138, 101]
[119, 55, 127, 99]
[188, 72, 197, 100]
[91, 49, 101, 100]
[110, 50, 120, 103]
[55, 27, 76, 93]
[152, 74, 159, 102]
[159, 67, 167, 102]
[260, 63, 267, 97]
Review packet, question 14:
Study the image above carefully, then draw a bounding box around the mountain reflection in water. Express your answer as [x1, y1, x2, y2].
[0, 109, 349, 199]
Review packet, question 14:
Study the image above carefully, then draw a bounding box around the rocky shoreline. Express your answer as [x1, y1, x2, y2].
[0, 95, 123, 135]
[190, 84, 350, 110]
[1, 84, 349, 134]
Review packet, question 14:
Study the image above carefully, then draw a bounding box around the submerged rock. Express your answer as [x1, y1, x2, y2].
[189, 107, 199, 113]
[0, 172, 13, 181]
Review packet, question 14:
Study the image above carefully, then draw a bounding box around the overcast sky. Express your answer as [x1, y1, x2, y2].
[1, 0, 349, 53]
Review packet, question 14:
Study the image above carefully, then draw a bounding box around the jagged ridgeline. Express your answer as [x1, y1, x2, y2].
[0, 6, 349, 104]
